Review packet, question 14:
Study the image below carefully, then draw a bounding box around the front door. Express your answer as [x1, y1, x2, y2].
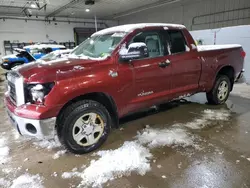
[129, 30, 172, 110]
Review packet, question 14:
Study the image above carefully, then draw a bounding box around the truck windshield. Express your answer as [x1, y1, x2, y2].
[71, 32, 126, 59]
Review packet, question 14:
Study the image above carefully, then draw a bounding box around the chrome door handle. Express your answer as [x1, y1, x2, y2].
[165, 59, 171, 65]
[158, 59, 171, 68]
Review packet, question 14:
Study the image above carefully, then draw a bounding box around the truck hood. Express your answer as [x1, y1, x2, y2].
[16, 57, 105, 83]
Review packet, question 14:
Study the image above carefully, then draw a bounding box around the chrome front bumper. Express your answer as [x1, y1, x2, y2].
[6, 109, 56, 139]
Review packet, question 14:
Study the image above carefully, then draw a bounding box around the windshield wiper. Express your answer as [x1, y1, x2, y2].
[77, 54, 91, 59]
[68, 53, 90, 59]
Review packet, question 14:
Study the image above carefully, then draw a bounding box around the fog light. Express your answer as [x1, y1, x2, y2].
[26, 123, 37, 134]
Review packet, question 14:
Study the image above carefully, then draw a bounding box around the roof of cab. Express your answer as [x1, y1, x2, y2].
[92, 23, 186, 37]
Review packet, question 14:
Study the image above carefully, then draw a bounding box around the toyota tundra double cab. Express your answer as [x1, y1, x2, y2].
[4, 23, 245, 154]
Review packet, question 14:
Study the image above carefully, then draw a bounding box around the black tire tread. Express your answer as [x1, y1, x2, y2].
[57, 100, 111, 154]
[206, 74, 231, 105]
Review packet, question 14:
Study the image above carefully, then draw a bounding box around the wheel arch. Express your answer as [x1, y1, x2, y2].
[216, 65, 235, 91]
[56, 92, 119, 130]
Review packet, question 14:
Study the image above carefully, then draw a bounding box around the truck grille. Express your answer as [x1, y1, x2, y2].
[8, 81, 16, 104]
[6, 71, 25, 106]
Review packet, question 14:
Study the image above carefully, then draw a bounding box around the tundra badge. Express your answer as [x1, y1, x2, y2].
[138, 90, 154, 97]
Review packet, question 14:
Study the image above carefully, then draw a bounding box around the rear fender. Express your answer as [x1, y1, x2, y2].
[210, 65, 235, 92]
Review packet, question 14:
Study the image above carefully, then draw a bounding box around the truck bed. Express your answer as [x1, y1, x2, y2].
[197, 44, 242, 52]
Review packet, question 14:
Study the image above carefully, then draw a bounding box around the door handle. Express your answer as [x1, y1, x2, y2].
[158, 59, 171, 68]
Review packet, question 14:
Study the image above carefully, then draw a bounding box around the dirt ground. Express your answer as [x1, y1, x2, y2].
[1, 69, 250, 188]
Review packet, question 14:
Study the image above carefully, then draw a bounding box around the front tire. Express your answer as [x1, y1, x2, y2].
[206, 75, 231, 105]
[58, 100, 111, 154]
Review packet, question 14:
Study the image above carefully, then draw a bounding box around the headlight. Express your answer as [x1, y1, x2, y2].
[3, 59, 9, 62]
[25, 82, 55, 104]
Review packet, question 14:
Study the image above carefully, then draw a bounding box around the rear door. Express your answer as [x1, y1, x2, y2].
[164, 29, 201, 98]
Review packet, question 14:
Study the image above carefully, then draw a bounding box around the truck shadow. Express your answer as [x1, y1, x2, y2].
[119, 98, 231, 126]
[119, 100, 191, 125]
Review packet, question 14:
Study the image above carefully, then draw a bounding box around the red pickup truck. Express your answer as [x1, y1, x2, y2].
[5, 23, 245, 154]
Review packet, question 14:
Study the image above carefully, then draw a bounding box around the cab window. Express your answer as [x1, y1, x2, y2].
[129, 31, 166, 59]
[44, 48, 53, 54]
[167, 30, 187, 54]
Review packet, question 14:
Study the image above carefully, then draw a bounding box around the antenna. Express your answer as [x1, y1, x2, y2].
[211, 28, 221, 45]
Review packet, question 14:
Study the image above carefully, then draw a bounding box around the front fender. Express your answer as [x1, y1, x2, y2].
[44, 66, 120, 108]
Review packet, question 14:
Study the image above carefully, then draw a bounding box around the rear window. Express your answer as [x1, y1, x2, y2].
[168, 30, 187, 54]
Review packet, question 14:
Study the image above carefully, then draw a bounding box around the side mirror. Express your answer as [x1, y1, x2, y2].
[119, 42, 149, 62]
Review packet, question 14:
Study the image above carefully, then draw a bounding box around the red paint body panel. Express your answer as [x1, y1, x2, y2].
[5, 95, 62, 119]
[5, 26, 245, 120]
[198, 47, 244, 92]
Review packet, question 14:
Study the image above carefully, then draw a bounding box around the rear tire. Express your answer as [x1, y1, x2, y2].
[57, 100, 111, 154]
[206, 75, 231, 105]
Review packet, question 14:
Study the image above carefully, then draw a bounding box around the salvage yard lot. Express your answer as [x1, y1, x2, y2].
[1, 70, 250, 188]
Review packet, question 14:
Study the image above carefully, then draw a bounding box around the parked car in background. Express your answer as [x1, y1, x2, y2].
[1, 48, 35, 70]
[38, 49, 72, 62]
[1, 44, 66, 70]
[5, 23, 245, 154]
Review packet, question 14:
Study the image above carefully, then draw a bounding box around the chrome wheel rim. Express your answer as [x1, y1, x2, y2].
[217, 80, 229, 101]
[72, 112, 104, 147]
